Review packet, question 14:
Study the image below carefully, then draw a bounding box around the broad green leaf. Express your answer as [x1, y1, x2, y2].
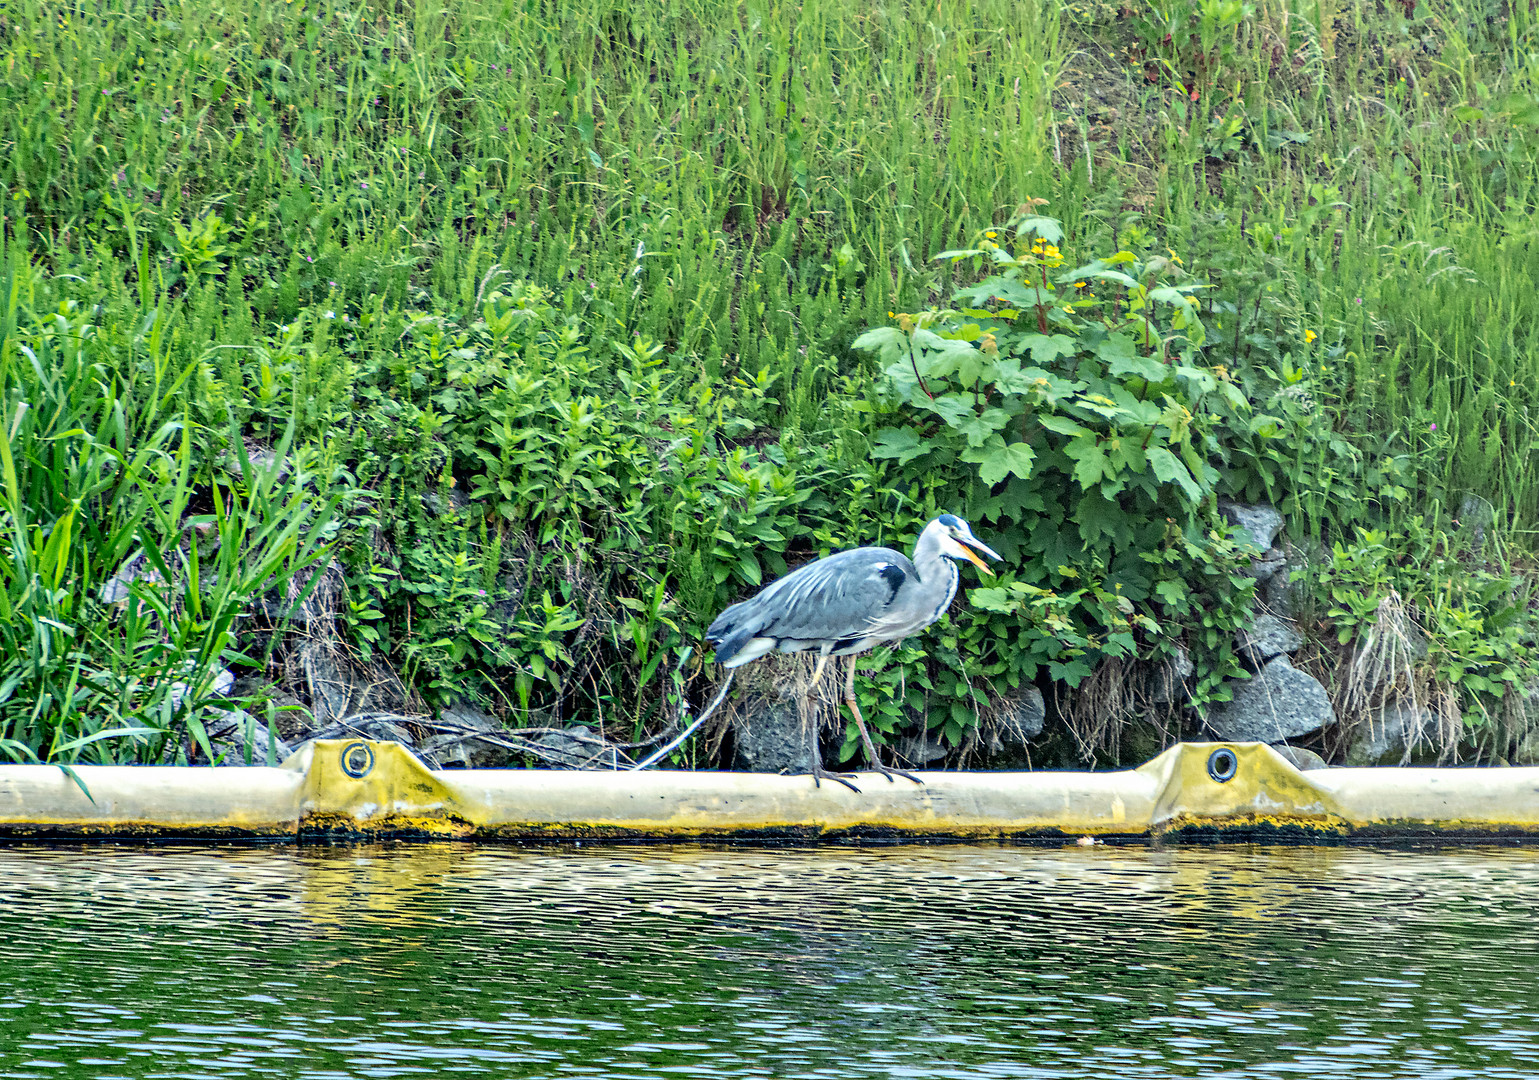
[1248, 414, 1284, 437]
[1108, 351, 1169, 382]
[851, 326, 909, 365]
[1067, 435, 1110, 490]
[1012, 215, 1064, 243]
[1148, 446, 1202, 500]
[1093, 332, 1138, 368]
[994, 363, 1081, 401]
[953, 348, 985, 388]
[1106, 434, 1147, 475]
[919, 393, 976, 427]
[954, 279, 1035, 307]
[956, 408, 1012, 448]
[1074, 394, 1135, 422]
[737, 549, 762, 587]
[871, 427, 932, 465]
[1014, 333, 1078, 364]
[1148, 285, 1206, 306]
[977, 440, 1036, 484]
[1039, 414, 1093, 437]
[969, 586, 1016, 612]
[1087, 269, 1142, 289]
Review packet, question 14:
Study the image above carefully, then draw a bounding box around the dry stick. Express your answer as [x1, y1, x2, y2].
[631, 670, 737, 771]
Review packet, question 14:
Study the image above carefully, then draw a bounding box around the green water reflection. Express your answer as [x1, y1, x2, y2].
[1, 842, 1537, 1078]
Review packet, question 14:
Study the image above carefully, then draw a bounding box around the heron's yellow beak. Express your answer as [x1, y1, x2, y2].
[960, 544, 995, 574]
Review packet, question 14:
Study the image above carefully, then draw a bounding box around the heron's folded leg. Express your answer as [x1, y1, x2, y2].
[844, 658, 923, 786]
[808, 651, 831, 691]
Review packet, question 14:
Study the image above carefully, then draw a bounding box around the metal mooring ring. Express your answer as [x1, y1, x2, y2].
[1207, 747, 1238, 783]
[341, 741, 375, 779]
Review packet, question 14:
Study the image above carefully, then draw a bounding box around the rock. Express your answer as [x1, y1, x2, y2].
[894, 730, 949, 767]
[731, 696, 814, 775]
[418, 704, 518, 768]
[1456, 494, 1494, 551]
[98, 554, 164, 604]
[425, 485, 470, 517]
[1515, 728, 1539, 766]
[416, 706, 615, 770]
[202, 709, 293, 766]
[1219, 501, 1285, 552]
[1236, 613, 1305, 669]
[1261, 566, 1296, 613]
[230, 678, 312, 741]
[531, 729, 612, 768]
[295, 638, 407, 724]
[305, 714, 420, 745]
[1270, 744, 1328, 771]
[1515, 683, 1539, 764]
[1205, 656, 1336, 743]
[1147, 648, 1193, 705]
[994, 687, 1046, 742]
[219, 443, 293, 481]
[1345, 702, 1438, 766]
[246, 448, 292, 479]
[1245, 546, 1288, 584]
[168, 664, 235, 712]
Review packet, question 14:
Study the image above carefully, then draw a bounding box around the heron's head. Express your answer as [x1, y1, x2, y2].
[934, 514, 1001, 574]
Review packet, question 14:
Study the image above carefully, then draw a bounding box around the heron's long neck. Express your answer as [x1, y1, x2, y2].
[909, 523, 950, 581]
[910, 524, 959, 620]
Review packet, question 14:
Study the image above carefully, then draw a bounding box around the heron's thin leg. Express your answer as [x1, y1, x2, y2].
[801, 650, 859, 793]
[844, 658, 924, 786]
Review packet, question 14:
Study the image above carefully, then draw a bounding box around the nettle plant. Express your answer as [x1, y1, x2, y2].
[854, 203, 1262, 711]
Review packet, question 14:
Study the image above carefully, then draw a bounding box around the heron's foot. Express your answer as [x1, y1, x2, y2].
[870, 762, 925, 786]
[810, 759, 861, 794]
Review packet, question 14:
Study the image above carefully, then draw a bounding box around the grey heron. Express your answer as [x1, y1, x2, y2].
[706, 514, 1001, 791]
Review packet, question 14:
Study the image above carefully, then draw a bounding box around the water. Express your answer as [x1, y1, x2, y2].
[2, 842, 1538, 1079]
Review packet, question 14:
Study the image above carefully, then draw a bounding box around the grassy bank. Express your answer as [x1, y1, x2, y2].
[1, 0, 1536, 766]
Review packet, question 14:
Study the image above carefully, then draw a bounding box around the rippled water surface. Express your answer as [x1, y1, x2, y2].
[3, 842, 1539, 1078]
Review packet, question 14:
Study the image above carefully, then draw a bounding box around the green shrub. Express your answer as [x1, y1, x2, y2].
[853, 205, 1258, 726]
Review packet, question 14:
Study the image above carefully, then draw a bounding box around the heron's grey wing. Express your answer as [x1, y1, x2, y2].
[747, 547, 912, 645]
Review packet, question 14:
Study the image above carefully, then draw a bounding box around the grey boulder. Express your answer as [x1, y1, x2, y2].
[1344, 702, 1440, 766]
[203, 709, 294, 766]
[1205, 656, 1336, 743]
[731, 695, 815, 775]
[1220, 501, 1285, 551]
[1236, 613, 1304, 668]
[1270, 744, 1328, 771]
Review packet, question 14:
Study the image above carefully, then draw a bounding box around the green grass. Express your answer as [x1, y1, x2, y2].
[4, 0, 1065, 418]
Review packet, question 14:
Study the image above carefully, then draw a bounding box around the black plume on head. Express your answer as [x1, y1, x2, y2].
[937, 513, 963, 530]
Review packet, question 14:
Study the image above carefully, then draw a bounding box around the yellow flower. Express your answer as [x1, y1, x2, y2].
[985, 231, 997, 239]
[1073, 281, 1087, 288]
[1304, 329, 1317, 344]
